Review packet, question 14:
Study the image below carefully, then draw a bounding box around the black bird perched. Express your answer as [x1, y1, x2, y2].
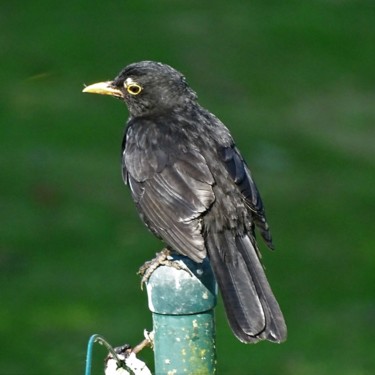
[83, 61, 287, 343]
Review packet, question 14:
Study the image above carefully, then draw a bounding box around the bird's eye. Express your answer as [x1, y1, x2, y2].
[126, 83, 142, 95]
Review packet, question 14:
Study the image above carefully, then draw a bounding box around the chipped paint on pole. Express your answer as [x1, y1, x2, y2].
[146, 255, 217, 374]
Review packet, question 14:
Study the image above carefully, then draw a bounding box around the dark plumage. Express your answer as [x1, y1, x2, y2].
[83, 61, 287, 343]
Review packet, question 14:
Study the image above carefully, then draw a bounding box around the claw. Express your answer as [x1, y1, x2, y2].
[138, 249, 193, 289]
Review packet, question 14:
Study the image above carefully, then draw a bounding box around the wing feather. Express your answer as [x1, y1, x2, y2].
[219, 145, 273, 247]
[124, 137, 215, 262]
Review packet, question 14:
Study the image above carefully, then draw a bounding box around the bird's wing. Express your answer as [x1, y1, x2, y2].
[123, 124, 215, 262]
[219, 145, 273, 247]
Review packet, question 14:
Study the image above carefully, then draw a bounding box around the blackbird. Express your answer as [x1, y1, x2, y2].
[83, 61, 287, 343]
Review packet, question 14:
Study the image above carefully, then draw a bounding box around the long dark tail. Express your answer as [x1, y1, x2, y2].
[206, 231, 287, 343]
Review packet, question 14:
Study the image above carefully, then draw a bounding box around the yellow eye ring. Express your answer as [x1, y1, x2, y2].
[126, 84, 142, 95]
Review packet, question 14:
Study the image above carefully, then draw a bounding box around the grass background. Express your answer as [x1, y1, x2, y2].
[1, 1, 374, 374]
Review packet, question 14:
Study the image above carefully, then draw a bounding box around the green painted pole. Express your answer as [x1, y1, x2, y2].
[146, 254, 217, 375]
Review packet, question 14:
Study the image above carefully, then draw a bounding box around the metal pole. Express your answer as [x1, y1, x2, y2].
[146, 254, 217, 374]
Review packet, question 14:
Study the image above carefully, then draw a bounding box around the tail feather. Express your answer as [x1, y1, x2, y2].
[206, 231, 287, 343]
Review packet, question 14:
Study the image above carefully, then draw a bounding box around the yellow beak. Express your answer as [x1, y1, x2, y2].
[82, 81, 123, 98]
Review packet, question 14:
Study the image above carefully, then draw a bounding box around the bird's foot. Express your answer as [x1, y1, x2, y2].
[138, 249, 192, 288]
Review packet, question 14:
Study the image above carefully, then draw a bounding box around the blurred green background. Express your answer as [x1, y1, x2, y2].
[1, 1, 374, 374]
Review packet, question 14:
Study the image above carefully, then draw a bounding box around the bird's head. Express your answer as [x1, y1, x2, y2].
[83, 61, 197, 117]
